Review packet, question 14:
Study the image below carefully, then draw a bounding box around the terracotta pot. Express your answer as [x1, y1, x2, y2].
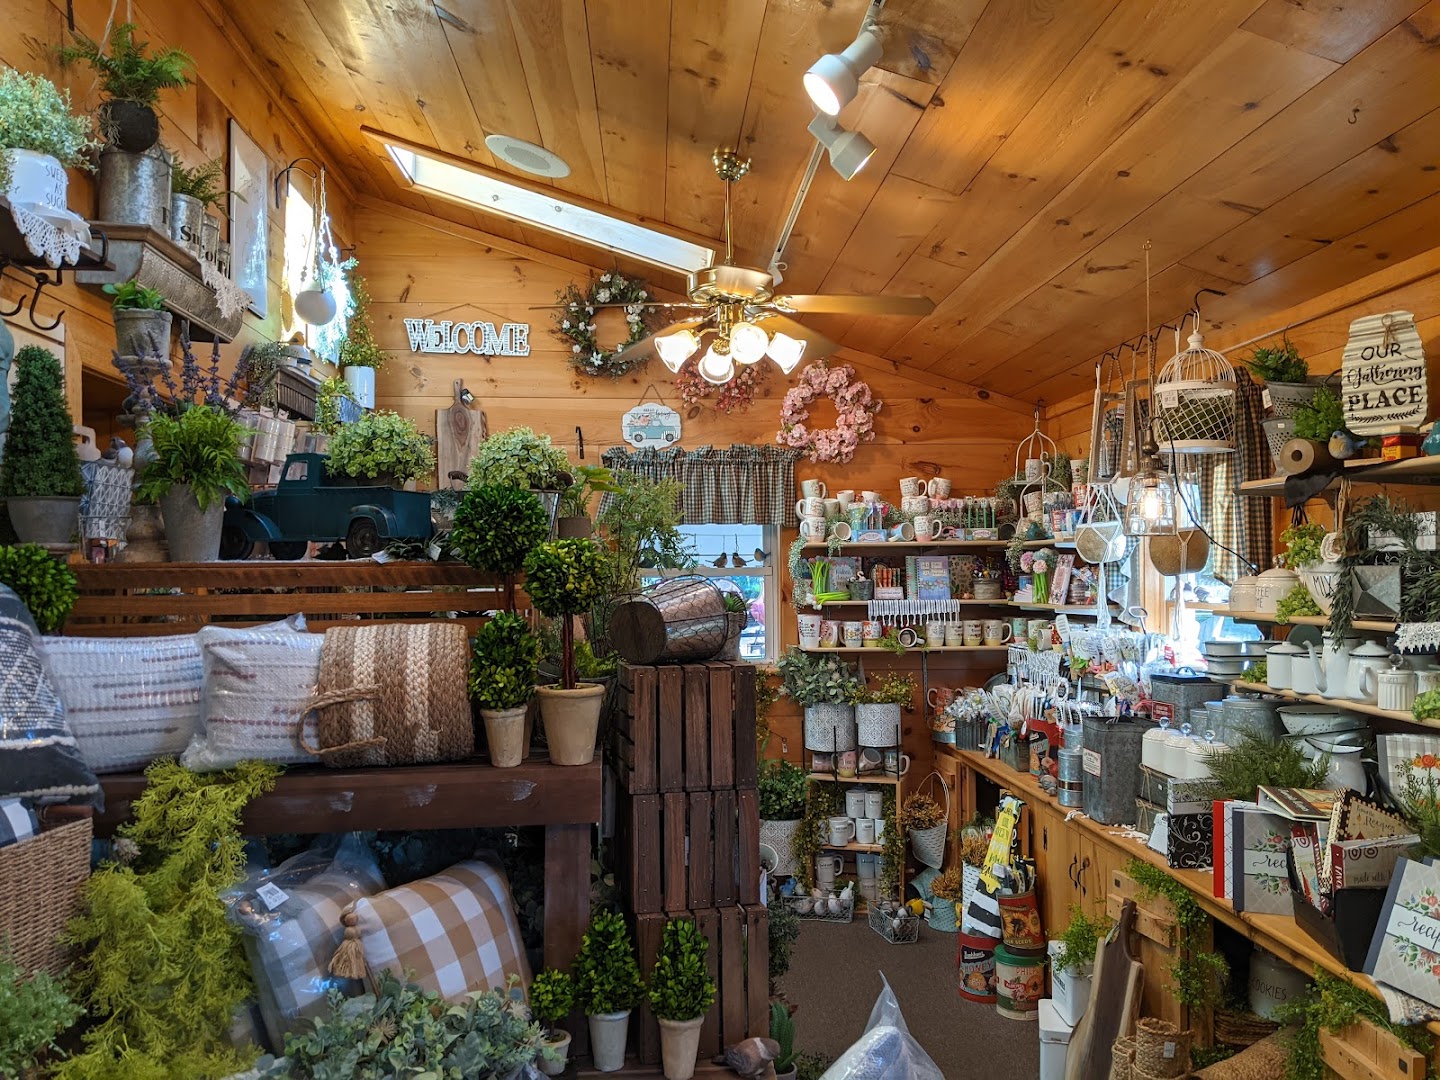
[658, 1015, 705, 1080]
[5, 496, 80, 546]
[588, 1009, 630, 1072]
[481, 705, 528, 768]
[538, 683, 605, 765]
[538, 1030, 571, 1077]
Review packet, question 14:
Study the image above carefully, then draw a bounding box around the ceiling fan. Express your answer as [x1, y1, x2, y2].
[535, 147, 935, 384]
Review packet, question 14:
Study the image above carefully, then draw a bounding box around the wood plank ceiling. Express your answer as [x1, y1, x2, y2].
[219, 0, 1440, 403]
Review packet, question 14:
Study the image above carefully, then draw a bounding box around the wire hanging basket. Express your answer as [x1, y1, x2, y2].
[1152, 326, 1236, 454]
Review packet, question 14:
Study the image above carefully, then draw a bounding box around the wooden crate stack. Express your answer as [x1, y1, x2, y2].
[612, 662, 768, 1066]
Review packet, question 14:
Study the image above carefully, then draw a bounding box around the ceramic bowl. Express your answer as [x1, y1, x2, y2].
[1277, 704, 1354, 735]
[1205, 640, 1277, 658]
[1204, 658, 1251, 677]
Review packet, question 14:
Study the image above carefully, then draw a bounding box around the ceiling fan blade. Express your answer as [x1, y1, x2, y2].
[527, 301, 709, 311]
[774, 293, 935, 317]
[619, 316, 712, 361]
[754, 313, 838, 359]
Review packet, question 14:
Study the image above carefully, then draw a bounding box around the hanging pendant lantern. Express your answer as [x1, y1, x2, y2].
[1123, 424, 1178, 537]
[1152, 321, 1236, 455]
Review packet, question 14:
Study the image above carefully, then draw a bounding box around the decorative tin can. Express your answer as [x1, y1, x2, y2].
[999, 890, 1046, 954]
[957, 931, 998, 1003]
[993, 943, 1044, 1021]
[1058, 747, 1084, 807]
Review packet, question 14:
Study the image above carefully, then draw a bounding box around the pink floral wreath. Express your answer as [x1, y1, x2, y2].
[776, 360, 881, 464]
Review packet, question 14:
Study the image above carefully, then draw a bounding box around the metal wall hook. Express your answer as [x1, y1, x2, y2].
[274, 157, 323, 209]
[27, 272, 63, 332]
[0, 264, 66, 331]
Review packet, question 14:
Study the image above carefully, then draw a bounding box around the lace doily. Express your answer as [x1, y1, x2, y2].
[200, 258, 254, 321]
[1394, 623, 1440, 652]
[7, 201, 90, 267]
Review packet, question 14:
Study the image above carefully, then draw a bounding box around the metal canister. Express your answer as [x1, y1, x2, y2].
[1058, 746, 1084, 807]
[1221, 694, 1283, 741]
[98, 145, 171, 231]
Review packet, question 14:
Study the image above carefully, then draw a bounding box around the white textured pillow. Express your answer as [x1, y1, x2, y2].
[181, 623, 322, 772]
[40, 634, 205, 773]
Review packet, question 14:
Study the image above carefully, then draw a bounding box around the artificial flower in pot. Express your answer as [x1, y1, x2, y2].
[337, 269, 386, 409]
[529, 967, 577, 1077]
[557, 463, 618, 539]
[0, 346, 85, 545]
[136, 405, 248, 562]
[648, 917, 717, 1080]
[574, 911, 646, 1073]
[324, 409, 435, 488]
[0, 68, 98, 218]
[524, 537, 607, 765]
[758, 759, 807, 878]
[776, 648, 861, 755]
[469, 612, 541, 768]
[58, 24, 191, 153]
[104, 280, 172, 359]
[850, 671, 914, 748]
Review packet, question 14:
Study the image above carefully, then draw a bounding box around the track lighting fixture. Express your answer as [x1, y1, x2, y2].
[807, 114, 877, 180]
[803, 25, 883, 115]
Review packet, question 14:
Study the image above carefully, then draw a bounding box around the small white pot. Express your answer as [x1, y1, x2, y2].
[538, 1030, 571, 1077]
[658, 1015, 705, 1080]
[344, 365, 376, 408]
[588, 1009, 631, 1072]
[481, 705, 528, 767]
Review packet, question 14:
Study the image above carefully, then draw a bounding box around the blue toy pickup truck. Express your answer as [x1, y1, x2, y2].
[220, 453, 435, 560]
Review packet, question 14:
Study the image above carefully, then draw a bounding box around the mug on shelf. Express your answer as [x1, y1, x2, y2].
[1025, 457, 1046, 482]
[873, 818, 888, 842]
[861, 490, 881, 503]
[836, 489, 856, 507]
[811, 751, 834, 773]
[926, 620, 946, 647]
[864, 790, 885, 818]
[984, 620, 1013, 646]
[855, 817, 876, 845]
[819, 620, 840, 647]
[899, 476, 923, 497]
[863, 620, 884, 646]
[883, 750, 911, 776]
[837, 750, 858, 777]
[927, 477, 951, 498]
[830, 521, 854, 541]
[887, 522, 915, 542]
[927, 687, 956, 711]
[897, 627, 919, 648]
[1010, 616, 1028, 639]
[823, 498, 841, 516]
[815, 855, 843, 886]
[1028, 619, 1050, 649]
[827, 816, 856, 846]
[800, 516, 827, 540]
[914, 515, 941, 541]
[945, 623, 965, 648]
[843, 621, 864, 648]
[858, 747, 885, 773]
[964, 620, 984, 647]
[800, 478, 828, 499]
[798, 613, 822, 649]
[796, 496, 826, 519]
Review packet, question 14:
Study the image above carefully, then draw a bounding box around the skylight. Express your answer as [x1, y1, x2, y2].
[386, 144, 714, 275]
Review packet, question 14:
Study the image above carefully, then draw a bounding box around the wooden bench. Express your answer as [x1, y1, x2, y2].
[65, 559, 595, 1048]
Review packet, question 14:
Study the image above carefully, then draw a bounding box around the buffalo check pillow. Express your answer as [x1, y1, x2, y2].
[351, 859, 531, 1002]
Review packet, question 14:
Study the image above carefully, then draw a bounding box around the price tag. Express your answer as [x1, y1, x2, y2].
[1082, 747, 1102, 777]
[1261, 387, 1273, 411]
[256, 882, 290, 911]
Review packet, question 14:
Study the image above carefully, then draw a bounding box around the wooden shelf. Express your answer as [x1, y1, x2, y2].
[798, 645, 1010, 654]
[807, 772, 901, 785]
[1010, 600, 1116, 615]
[810, 597, 1009, 608]
[801, 540, 1005, 551]
[818, 841, 886, 853]
[1023, 539, 1078, 550]
[1239, 455, 1440, 496]
[1230, 680, 1431, 728]
[1214, 607, 1397, 632]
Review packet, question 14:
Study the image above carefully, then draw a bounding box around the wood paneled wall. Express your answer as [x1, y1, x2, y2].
[3, 0, 352, 429]
[356, 197, 1037, 767]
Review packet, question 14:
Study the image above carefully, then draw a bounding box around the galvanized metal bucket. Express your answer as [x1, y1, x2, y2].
[98, 146, 171, 231]
[608, 575, 729, 664]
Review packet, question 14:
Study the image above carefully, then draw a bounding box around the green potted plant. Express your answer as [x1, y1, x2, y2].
[469, 428, 571, 530]
[758, 759, 807, 878]
[850, 671, 914, 748]
[451, 485, 548, 572]
[777, 648, 861, 754]
[525, 538, 607, 765]
[794, 1051, 831, 1080]
[1246, 338, 1316, 415]
[169, 155, 237, 260]
[325, 410, 435, 487]
[647, 917, 716, 1080]
[0, 543, 78, 633]
[574, 911, 646, 1073]
[1050, 904, 1110, 1026]
[0, 950, 83, 1079]
[0, 68, 98, 213]
[928, 866, 965, 932]
[338, 270, 386, 408]
[59, 23, 192, 153]
[136, 405, 248, 561]
[0, 346, 84, 545]
[718, 590, 749, 660]
[104, 280, 171, 359]
[469, 611, 540, 768]
[311, 376, 354, 441]
[558, 463, 618, 538]
[529, 968, 576, 1077]
[770, 1001, 798, 1080]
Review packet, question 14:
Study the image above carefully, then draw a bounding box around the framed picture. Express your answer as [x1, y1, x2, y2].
[228, 119, 268, 318]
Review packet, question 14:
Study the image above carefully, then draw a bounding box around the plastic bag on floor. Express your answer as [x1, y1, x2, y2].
[820, 974, 944, 1080]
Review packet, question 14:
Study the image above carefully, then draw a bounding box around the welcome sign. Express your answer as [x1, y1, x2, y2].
[1340, 311, 1428, 435]
[403, 318, 531, 357]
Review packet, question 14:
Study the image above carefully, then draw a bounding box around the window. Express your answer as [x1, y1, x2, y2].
[385, 143, 714, 275]
[282, 177, 350, 359]
[642, 523, 778, 662]
[283, 459, 308, 482]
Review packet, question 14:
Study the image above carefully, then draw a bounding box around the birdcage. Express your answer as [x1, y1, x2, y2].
[1152, 329, 1237, 454]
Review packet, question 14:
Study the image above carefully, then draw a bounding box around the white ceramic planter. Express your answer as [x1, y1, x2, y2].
[588, 1009, 631, 1073]
[658, 1016, 705, 1080]
[759, 817, 801, 877]
[344, 365, 376, 408]
[481, 705, 528, 767]
[1048, 941, 1094, 1028]
[538, 683, 605, 765]
[538, 1030, 571, 1077]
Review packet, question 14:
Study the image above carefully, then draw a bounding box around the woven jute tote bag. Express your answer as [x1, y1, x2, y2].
[0, 808, 91, 976]
[302, 623, 474, 768]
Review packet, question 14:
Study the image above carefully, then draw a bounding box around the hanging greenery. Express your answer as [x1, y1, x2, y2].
[554, 273, 655, 378]
[1331, 493, 1440, 641]
[1273, 968, 1435, 1080]
[1274, 582, 1323, 624]
[337, 269, 388, 370]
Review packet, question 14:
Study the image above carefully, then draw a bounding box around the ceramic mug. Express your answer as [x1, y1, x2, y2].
[897, 627, 919, 648]
[830, 521, 853, 541]
[836, 489, 855, 506]
[903, 495, 932, 514]
[800, 516, 827, 540]
[927, 477, 951, 498]
[945, 624, 965, 647]
[795, 496, 826, 519]
[964, 619, 984, 647]
[819, 620, 839, 647]
[899, 476, 923, 497]
[864, 790, 884, 818]
[1419, 671, 1440, 695]
[843, 621, 864, 648]
[855, 817, 876, 845]
[800, 479, 828, 499]
[798, 613, 822, 649]
[926, 620, 946, 647]
[815, 854, 844, 886]
[858, 747, 884, 773]
[887, 522, 915, 542]
[811, 751, 834, 773]
[1028, 619, 1050, 649]
[856, 852, 878, 880]
[863, 620, 883, 646]
[1025, 457, 1045, 482]
[927, 687, 956, 710]
[914, 515, 942, 541]
[1010, 616, 1028, 639]
[873, 818, 887, 842]
[823, 498, 841, 516]
[837, 751, 857, 778]
[861, 490, 881, 503]
[984, 619, 1013, 646]
[883, 750, 911, 776]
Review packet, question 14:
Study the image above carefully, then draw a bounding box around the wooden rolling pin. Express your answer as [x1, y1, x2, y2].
[1278, 437, 1338, 475]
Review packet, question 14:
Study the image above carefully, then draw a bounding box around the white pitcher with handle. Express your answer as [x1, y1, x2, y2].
[1306, 632, 1358, 700]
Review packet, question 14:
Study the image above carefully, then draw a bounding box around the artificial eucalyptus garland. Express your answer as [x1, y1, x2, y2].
[553, 272, 656, 378]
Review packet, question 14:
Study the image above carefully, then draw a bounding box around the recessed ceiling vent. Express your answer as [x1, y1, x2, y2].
[483, 134, 571, 179]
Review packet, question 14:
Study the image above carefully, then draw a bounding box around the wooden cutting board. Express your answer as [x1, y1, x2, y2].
[435, 380, 486, 488]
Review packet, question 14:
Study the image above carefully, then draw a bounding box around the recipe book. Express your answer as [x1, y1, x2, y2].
[1256, 786, 1339, 824]
[1365, 857, 1440, 1010]
[1230, 805, 1293, 915]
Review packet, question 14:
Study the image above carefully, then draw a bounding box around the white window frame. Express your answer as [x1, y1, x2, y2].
[642, 524, 780, 663]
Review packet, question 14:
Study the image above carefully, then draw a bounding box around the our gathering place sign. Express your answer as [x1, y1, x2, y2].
[403, 318, 531, 357]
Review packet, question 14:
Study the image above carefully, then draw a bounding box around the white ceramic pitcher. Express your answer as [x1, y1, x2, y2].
[1306, 633, 1359, 700]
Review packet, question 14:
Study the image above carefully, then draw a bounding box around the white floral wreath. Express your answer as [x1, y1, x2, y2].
[775, 360, 881, 464]
[554, 272, 655, 378]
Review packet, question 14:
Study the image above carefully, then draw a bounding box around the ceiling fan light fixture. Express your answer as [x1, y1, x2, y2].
[803, 25, 883, 115]
[767, 331, 806, 373]
[656, 329, 700, 372]
[698, 344, 736, 385]
[807, 113, 877, 181]
[730, 321, 769, 364]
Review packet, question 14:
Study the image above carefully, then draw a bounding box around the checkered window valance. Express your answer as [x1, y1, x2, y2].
[601, 444, 804, 527]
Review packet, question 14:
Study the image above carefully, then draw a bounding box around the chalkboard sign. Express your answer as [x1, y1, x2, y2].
[1340, 311, 1428, 436]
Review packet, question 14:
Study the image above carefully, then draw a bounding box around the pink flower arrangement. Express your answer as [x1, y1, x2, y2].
[776, 361, 882, 464]
[1019, 551, 1035, 573]
[674, 359, 766, 414]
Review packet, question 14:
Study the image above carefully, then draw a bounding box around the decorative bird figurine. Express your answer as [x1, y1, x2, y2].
[716, 1038, 781, 1079]
[106, 436, 135, 468]
[753, 547, 770, 565]
[712, 552, 729, 568]
[1329, 429, 1367, 460]
[731, 549, 748, 567]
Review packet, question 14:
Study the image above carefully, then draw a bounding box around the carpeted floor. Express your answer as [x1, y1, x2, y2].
[781, 920, 1042, 1079]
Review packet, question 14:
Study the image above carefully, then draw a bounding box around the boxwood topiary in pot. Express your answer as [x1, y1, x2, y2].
[469, 611, 540, 768]
[0, 542, 78, 633]
[450, 484, 548, 578]
[468, 426, 571, 492]
[525, 538, 607, 765]
[574, 911, 646, 1073]
[648, 918, 717, 1080]
[325, 410, 435, 487]
[529, 968, 576, 1077]
[0, 346, 85, 545]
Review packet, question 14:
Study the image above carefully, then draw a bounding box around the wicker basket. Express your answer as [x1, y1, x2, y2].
[0, 811, 92, 976]
[1213, 1007, 1280, 1049]
[1134, 1017, 1192, 1079]
[1110, 1035, 1136, 1080]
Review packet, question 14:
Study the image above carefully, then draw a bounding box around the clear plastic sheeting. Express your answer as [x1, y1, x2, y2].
[820, 975, 944, 1080]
